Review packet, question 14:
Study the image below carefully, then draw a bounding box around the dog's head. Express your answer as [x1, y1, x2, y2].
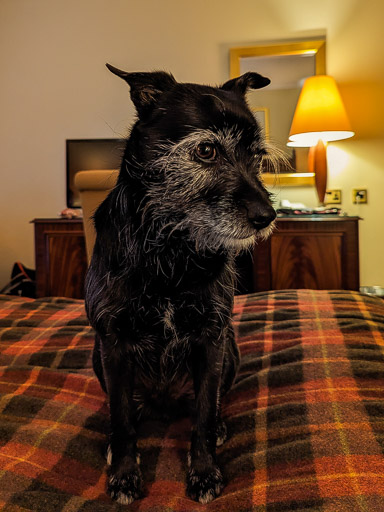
[107, 65, 277, 252]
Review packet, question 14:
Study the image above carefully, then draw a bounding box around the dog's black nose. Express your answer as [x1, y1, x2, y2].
[248, 208, 276, 230]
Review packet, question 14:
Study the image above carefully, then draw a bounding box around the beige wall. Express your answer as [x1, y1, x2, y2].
[1, 0, 383, 289]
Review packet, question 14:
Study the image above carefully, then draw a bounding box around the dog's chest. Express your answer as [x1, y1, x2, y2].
[120, 255, 234, 388]
[130, 297, 208, 382]
[131, 318, 191, 418]
[132, 282, 207, 331]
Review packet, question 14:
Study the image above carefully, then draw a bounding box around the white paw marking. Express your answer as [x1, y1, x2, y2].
[199, 489, 216, 504]
[106, 444, 112, 466]
[116, 491, 135, 505]
[216, 434, 226, 447]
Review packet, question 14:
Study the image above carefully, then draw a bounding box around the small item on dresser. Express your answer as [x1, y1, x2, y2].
[277, 202, 341, 216]
[59, 208, 83, 219]
[277, 207, 341, 215]
[280, 199, 307, 209]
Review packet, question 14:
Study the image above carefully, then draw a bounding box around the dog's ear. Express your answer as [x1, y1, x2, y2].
[106, 64, 177, 117]
[221, 72, 270, 95]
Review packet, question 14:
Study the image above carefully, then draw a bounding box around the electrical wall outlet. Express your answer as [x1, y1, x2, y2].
[325, 189, 342, 204]
[352, 189, 368, 204]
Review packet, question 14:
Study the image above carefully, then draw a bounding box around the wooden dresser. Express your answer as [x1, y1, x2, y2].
[32, 218, 87, 299]
[33, 216, 360, 298]
[237, 215, 360, 294]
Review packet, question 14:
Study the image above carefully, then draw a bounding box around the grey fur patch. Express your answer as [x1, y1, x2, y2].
[142, 126, 275, 254]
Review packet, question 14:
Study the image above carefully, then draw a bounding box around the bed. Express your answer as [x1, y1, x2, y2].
[1, 289, 384, 511]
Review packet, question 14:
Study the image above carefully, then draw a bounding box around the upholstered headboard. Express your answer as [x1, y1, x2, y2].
[74, 170, 118, 263]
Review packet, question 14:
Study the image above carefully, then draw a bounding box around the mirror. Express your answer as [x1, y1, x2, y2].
[230, 39, 326, 186]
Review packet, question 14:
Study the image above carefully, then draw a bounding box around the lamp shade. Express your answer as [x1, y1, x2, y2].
[288, 75, 354, 147]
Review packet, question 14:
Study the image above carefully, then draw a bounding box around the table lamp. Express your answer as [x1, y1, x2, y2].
[287, 75, 354, 205]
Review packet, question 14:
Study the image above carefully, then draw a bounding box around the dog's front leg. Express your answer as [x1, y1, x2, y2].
[101, 344, 142, 505]
[187, 341, 225, 503]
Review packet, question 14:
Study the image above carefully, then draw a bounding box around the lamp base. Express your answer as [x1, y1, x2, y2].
[308, 140, 327, 205]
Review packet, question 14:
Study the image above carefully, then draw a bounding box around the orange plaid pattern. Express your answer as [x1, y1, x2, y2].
[1, 290, 384, 511]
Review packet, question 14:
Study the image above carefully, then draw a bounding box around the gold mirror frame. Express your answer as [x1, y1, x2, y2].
[230, 40, 326, 186]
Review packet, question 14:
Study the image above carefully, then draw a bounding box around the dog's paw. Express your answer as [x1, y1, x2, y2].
[108, 467, 143, 505]
[186, 466, 224, 504]
[216, 420, 227, 447]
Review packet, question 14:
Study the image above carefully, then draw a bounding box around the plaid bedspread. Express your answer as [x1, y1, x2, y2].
[1, 290, 384, 511]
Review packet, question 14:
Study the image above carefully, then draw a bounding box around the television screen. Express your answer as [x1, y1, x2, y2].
[66, 139, 125, 208]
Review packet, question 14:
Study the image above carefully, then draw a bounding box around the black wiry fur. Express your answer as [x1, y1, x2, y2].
[85, 67, 277, 505]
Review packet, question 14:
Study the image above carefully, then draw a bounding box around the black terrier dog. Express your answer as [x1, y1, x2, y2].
[85, 65, 276, 505]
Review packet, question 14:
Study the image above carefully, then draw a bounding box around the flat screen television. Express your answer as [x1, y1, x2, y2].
[66, 138, 125, 208]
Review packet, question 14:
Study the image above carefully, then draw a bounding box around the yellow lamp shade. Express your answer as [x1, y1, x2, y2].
[288, 75, 354, 147]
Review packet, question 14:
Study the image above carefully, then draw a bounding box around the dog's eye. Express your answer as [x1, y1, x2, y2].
[195, 143, 217, 162]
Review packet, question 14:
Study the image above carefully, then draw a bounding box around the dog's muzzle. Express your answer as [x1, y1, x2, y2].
[244, 202, 277, 232]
